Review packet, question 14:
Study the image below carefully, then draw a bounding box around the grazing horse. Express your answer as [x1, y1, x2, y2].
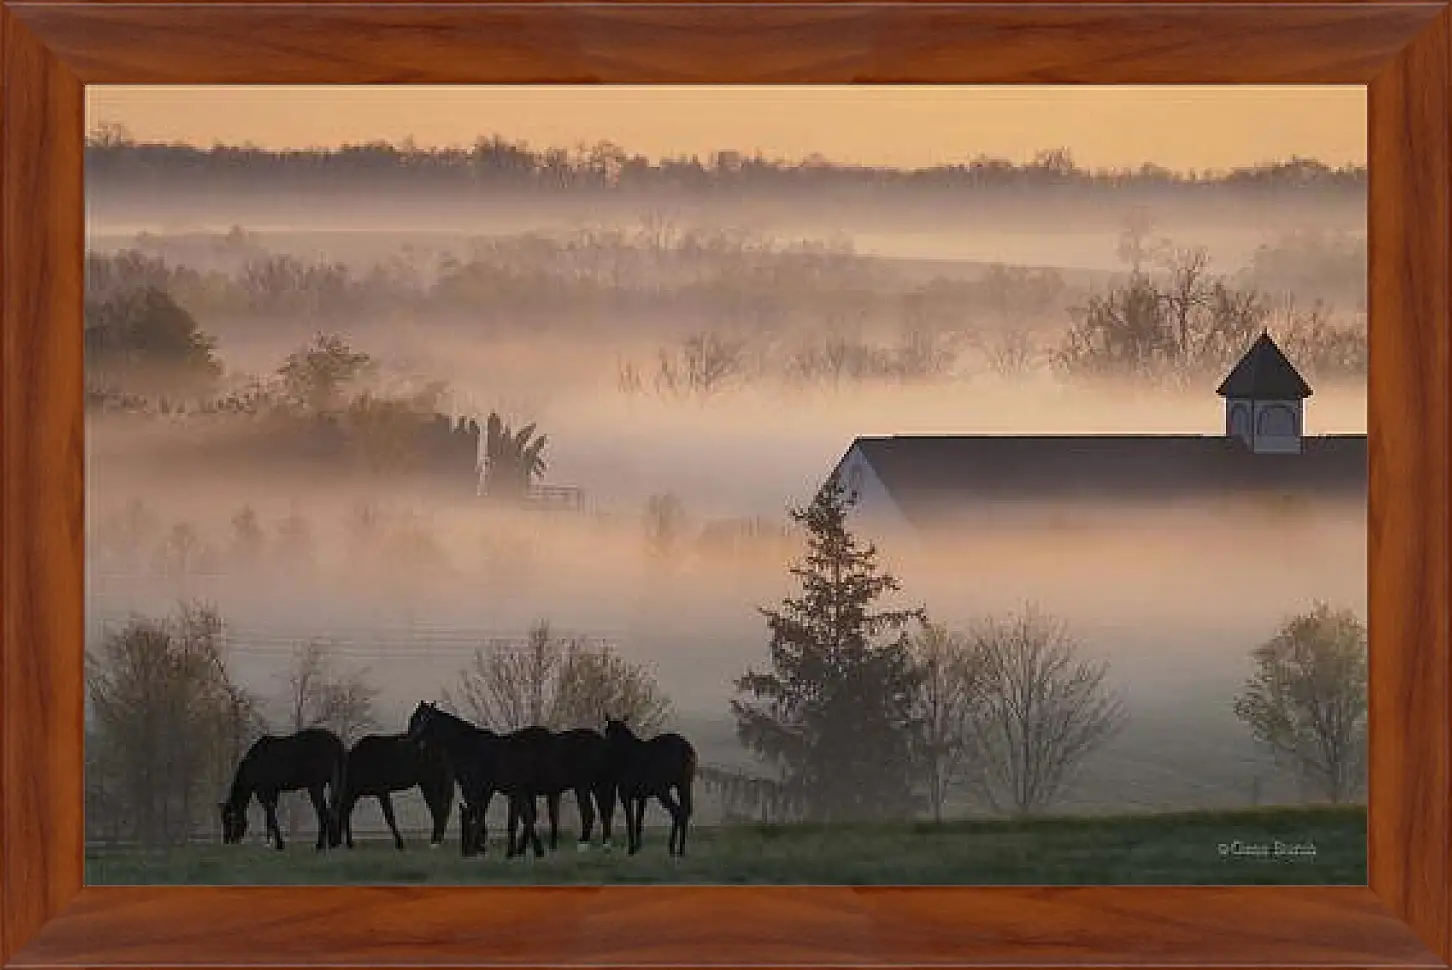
[604, 717, 696, 856]
[219, 727, 346, 852]
[538, 728, 617, 852]
[337, 733, 455, 850]
[405, 702, 549, 858]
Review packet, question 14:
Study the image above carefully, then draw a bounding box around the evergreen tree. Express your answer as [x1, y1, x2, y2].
[731, 471, 925, 821]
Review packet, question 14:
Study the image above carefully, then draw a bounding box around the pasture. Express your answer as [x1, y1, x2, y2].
[86, 804, 1365, 886]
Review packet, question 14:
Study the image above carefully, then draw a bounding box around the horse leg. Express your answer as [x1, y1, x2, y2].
[338, 792, 356, 849]
[575, 786, 595, 851]
[631, 795, 648, 855]
[656, 790, 684, 857]
[477, 791, 494, 857]
[677, 781, 693, 857]
[263, 797, 285, 851]
[596, 783, 617, 850]
[505, 797, 519, 858]
[524, 796, 545, 858]
[379, 793, 404, 851]
[615, 789, 633, 853]
[460, 802, 476, 858]
[427, 786, 449, 848]
[547, 792, 562, 853]
[308, 785, 332, 851]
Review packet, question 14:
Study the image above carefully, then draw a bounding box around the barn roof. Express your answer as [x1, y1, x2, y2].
[1216, 332, 1314, 399]
[839, 434, 1365, 529]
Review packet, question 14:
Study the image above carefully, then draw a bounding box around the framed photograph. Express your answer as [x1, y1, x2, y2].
[2, 2, 1448, 968]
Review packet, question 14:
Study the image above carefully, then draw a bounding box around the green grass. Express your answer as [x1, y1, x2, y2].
[86, 804, 1365, 886]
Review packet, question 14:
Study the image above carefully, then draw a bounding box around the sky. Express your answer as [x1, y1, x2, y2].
[87, 85, 1366, 172]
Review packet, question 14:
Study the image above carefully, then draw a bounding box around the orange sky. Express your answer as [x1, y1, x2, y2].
[87, 85, 1365, 172]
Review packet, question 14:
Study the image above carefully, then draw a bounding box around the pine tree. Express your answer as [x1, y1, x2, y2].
[731, 471, 926, 822]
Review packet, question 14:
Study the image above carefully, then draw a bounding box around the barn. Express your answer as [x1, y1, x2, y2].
[827, 332, 1367, 536]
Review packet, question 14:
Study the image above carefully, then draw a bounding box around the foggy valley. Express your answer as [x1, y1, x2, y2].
[83, 135, 1368, 851]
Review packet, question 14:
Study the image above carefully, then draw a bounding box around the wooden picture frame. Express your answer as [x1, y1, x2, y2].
[1, 2, 1447, 966]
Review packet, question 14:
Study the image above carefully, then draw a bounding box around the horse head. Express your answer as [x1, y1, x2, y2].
[406, 701, 440, 743]
[603, 715, 636, 744]
[218, 800, 248, 844]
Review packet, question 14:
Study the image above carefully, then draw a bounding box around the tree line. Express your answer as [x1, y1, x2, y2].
[721, 474, 1368, 824]
[88, 223, 1365, 337]
[87, 127, 1365, 197]
[86, 226, 1367, 424]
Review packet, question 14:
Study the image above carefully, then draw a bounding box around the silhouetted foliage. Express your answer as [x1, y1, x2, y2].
[86, 131, 1367, 200]
[1233, 603, 1367, 804]
[732, 472, 927, 822]
[960, 605, 1127, 816]
[1056, 248, 1365, 386]
[86, 602, 264, 845]
[447, 620, 671, 733]
[482, 411, 548, 502]
[84, 286, 221, 398]
[277, 333, 375, 414]
[276, 639, 381, 748]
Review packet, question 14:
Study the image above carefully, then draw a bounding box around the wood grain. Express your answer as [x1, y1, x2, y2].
[2, 3, 1440, 84]
[1367, 6, 1452, 962]
[1, 1, 1450, 968]
[7, 886, 1446, 967]
[0, 5, 85, 968]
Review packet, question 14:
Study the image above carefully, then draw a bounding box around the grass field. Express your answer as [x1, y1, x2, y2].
[86, 805, 1365, 886]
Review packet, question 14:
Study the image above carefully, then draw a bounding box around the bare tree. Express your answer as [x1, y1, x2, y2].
[86, 601, 263, 845]
[229, 505, 266, 568]
[448, 621, 564, 731]
[552, 644, 672, 735]
[275, 639, 380, 838]
[975, 328, 1042, 379]
[617, 360, 646, 397]
[655, 331, 747, 398]
[447, 620, 671, 733]
[1057, 248, 1265, 385]
[909, 621, 982, 823]
[1115, 206, 1166, 274]
[1233, 602, 1367, 804]
[154, 521, 215, 579]
[278, 638, 380, 746]
[1156, 245, 1216, 363]
[961, 605, 1127, 816]
[1267, 297, 1368, 381]
[893, 326, 957, 381]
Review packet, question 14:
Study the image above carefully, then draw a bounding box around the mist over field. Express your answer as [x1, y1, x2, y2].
[84, 135, 1368, 837]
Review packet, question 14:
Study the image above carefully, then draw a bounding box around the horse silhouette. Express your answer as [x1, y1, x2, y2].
[538, 727, 618, 852]
[337, 733, 455, 850]
[604, 717, 697, 856]
[405, 702, 550, 858]
[219, 727, 345, 851]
